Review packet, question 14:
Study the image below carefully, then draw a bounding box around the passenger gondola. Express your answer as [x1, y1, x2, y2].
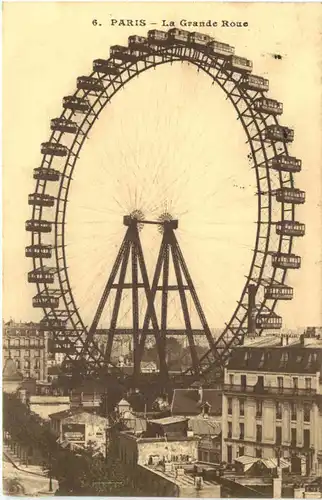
[188, 32, 213, 48]
[51, 118, 78, 134]
[265, 125, 294, 143]
[207, 40, 235, 58]
[41, 142, 68, 157]
[227, 55, 253, 74]
[25, 244, 53, 259]
[110, 45, 138, 62]
[241, 74, 269, 91]
[147, 30, 169, 46]
[28, 193, 55, 207]
[272, 253, 301, 269]
[128, 35, 150, 52]
[276, 221, 305, 237]
[269, 155, 301, 173]
[77, 76, 104, 92]
[28, 267, 56, 284]
[93, 59, 120, 75]
[265, 285, 293, 300]
[167, 28, 190, 45]
[256, 314, 282, 329]
[254, 98, 283, 115]
[275, 188, 305, 204]
[33, 293, 60, 309]
[25, 219, 52, 233]
[63, 96, 90, 113]
[33, 167, 60, 182]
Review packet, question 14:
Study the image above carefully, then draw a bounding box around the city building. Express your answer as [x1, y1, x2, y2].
[188, 416, 222, 464]
[2, 358, 23, 393]
[116, 416, 222, 497]
[49, 407, 110, 456]
[222, 329, 322, 476]
[68, 379, 116, 410]
[2, 320, 48, 381]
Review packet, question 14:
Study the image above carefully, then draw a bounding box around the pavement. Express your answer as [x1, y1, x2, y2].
[3, 447, 58, 497]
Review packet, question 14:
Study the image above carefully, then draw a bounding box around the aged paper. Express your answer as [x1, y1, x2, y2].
[2, 2, 322, 498]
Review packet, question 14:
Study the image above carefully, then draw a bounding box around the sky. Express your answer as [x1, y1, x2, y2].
[2, 2, 322, 331]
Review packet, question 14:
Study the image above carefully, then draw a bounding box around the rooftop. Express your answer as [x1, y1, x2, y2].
[188, 416, 221, 436]
[143, 462, 221, 491]
[148, 416, 188, 426]
[171, 389, 222, 416]
[242, 333, 322, 349]
[228, 335, 322, 373]
[48, 407, 108, 424]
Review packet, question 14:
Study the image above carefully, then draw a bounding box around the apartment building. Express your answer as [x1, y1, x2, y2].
[222, 329, 322, 476]
[3, 320, 48, 381]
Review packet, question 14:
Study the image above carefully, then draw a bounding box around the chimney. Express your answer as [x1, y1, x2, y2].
[198, 386, 203, 404]
[281, 335, 289, 346]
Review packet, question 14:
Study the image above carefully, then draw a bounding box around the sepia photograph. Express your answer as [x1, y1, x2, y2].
[2, 1, 322, 497]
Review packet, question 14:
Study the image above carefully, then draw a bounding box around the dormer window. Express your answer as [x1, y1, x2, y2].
[201, 402, 211, 416]
[279, 352, 289, 368]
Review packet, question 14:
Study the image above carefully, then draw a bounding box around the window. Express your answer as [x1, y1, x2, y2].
[304, 429, 310, 448]
[24, 360, 30, 369]
[305, 378, 311, 390]
[239, 399, 244, 417]
[228, 422, 232, 439]
[293, 377, 298, 390]
[15, 360, 20, 370]
[276, 402, 282, 420]
[35, 350, 40, 357]
[227, 445, 232, 464]
[291, 403, 297, 421]
[256, 400, 263, 418]
[229, 374, 234, 386]
[257, 375, 264, 389]
[276, 427, 282, 445]
[280, 352, 289, 368]
[241, 375, 246, 388]
[228, 398, 232, 415]
[291, 428, 297, 447]
[238, 446, 245, 458]
[256, 425, 262, 442]
[304, 404, 310, 423]
[240, 423, 244, 440]
[30, 338, 35, 346]
[256, 448, 262, 458]
[24, 350, 30, 357]
[277, 377, 283, 391]
[34, 360, 40, 369]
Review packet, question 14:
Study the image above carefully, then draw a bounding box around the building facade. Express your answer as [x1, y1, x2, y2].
[222, 331, 322, 476]
[49, 408, 109, 456]
[3, 321, 49, 381]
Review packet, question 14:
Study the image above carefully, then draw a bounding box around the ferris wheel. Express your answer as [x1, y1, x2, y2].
[25, 28, 305, 386]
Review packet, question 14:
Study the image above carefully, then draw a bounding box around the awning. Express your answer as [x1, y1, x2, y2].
[261, 458, 290, 469]
[235, 455, 258, 472]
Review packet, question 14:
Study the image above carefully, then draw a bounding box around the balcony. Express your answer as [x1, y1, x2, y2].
[224, 384, 316, 398]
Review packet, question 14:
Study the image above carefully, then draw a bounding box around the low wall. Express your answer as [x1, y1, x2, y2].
[136, 465, 179, 497]
[29, 396, 70, 420]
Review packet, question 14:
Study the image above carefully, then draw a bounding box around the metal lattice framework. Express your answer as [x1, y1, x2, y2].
[26, 29, 305, 385]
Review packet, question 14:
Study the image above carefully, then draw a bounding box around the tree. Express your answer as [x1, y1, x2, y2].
[51, 447, 132, 496]
[4, 393, 132, 496]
